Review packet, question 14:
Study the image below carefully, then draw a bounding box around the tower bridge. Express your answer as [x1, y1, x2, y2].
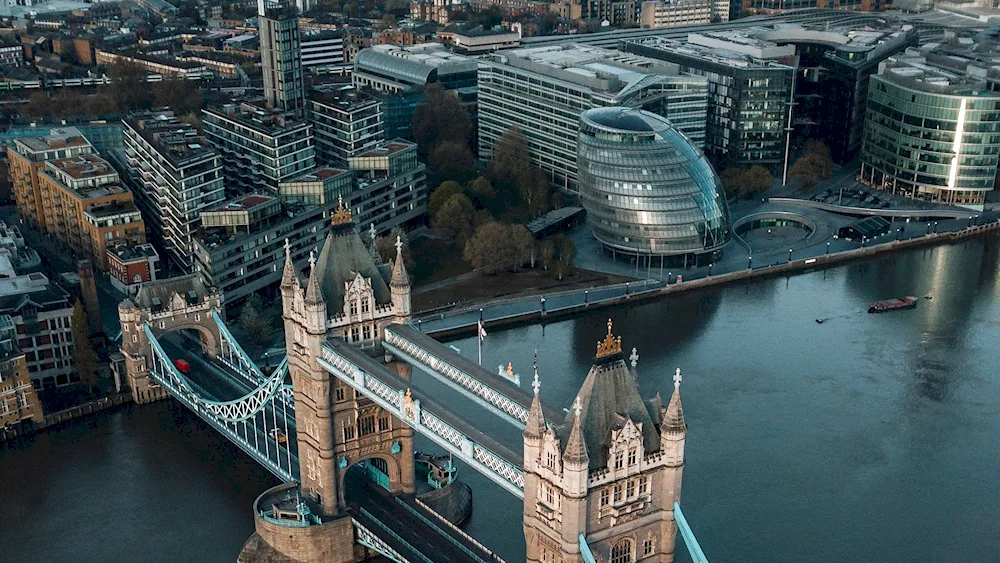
[119, 200, 708, 563]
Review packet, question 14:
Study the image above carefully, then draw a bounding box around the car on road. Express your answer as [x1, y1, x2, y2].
[174, 359, 191, 375]
[269, 428, 287, 444]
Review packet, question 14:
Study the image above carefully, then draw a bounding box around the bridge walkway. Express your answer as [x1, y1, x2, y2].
[385, 324, 566, 425]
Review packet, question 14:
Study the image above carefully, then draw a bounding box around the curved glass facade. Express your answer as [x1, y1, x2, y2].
[577, 107, 730, 260]
[860, 72, 1000, 209]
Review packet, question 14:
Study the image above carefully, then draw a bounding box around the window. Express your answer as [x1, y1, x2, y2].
[546, 451, 556, 470]
[335, 386, 345, 402]
[615, 451, 624, 470]
[613, 483, 622, 503]
[628, 448, 637, 466]
[626, 479, 635, 499]
[361, 298, 370, 314]
[643, 536, 655, 556]
[544, 482, 555, 506]
[362, 325, 371, 341]
[638, 476, 649, 496]
[600, 488, 610, 507]
[610, 538, 633, 563]
[350, 326, 360, 342]
[378, 416, 390, 432]
[16, 392, 25, 408]
[359, 414, 376, 436]
[0, 398, 7, 414]
[343, 423, 356, 441]
[350, 300, 358, 316]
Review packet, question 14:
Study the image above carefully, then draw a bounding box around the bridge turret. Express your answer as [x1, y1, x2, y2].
[389, 236, 410, 323]
[522, 366, 546, 473]
[303, 251, 327, 335]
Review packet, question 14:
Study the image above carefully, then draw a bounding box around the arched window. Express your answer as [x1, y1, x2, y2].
[610, 538, 634, 563]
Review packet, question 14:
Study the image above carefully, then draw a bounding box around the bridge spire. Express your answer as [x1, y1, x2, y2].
[523, 351, 546, 440]
[562, 396, 589, 467]
[280, 238, 297, 289]
[304, 250, 324, 306]
[369, 223, 382, 265]
[662, 368, 686, 435]
[390, 235, 409, 288]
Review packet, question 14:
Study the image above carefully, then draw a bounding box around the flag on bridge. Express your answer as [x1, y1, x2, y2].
[478, 320, 487, 342]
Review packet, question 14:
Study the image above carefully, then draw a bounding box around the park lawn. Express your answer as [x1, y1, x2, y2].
[410, 237, 473, 286]
[412, 266, 634, 313]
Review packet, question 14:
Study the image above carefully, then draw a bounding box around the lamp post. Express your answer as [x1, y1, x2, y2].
[788, 248, 792, 262]
[747, 255, 753, 270]
[861, 236, 866, 248]
[826, 242, 831, 255]
[708, 263, 713, 276]
[625, 282, 630, 297]
[584, 290, 589, 306]
[540, 296, 546, 315]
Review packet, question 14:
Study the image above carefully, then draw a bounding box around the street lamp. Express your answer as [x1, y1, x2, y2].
[584, 290, 589, 305]
[625, 282, 630, 296]
[747, 255, 753, 269]
[708, 263, 713, 276]
[788, 249, 792, 262]
[540, 296, 546, 313]
[826, 241, 831, 255]
[861, 236, 866, 247]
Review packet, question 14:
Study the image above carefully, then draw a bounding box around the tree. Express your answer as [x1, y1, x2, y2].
[239, 294, 272, 346]
[789, 140, 835, 191]
[552, 234, 576, 280]
[539, 238, 556, 271]
[477, 5, 503, 28]
[411, 83, 472, 157]
[489, 127, 531, 202]
[381, 13, 396, 28]
[428, 181, 464, 218]
[432, 193, 475, 242]
[463, 222, 531, 274]
[519, 166, 550, 218]
[109, 60, 154, 112]
[376, 233, 415, 271]
[466, 176, 495, 208]
[154, 79, 204, 116]
[71, 300, 99, 395]
[429, 141, 474, 181]
[720, 168, 744, 200]
[743, 165, 773, 198]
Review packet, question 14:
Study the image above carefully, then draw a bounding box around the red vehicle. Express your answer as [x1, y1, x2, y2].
[173, 359, 191, 375]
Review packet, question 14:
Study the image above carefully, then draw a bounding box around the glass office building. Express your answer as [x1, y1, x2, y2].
[578, 107, 730, 265]
[860, 54, 1000, 210]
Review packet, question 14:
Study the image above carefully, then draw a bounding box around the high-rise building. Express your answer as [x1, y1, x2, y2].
[477, 44, 708, 194]
[120, 110, 226, 271]
[202, 102, 317, 193]
[259, 0, 306, 115]
[860, 49, 1000, 210]
[624, 35, 796, 172]
[308, 82, 385, 166]
[300, 30, 347, 72]
[577, 107, 730, 266]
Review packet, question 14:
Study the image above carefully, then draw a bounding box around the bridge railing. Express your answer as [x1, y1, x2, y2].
[355, 509, 429, 563]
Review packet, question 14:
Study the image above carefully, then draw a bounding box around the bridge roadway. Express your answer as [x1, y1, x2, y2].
[159, 333, 499, 562]
[385, 324, 566, 426]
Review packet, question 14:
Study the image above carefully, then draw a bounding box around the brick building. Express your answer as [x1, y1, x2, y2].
[107, 243, 159, 295]
[0, 316, 43, 429]
[7, 127, 93, 233]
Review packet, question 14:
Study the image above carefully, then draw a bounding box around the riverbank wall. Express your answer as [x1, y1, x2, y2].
[0, 392, 132, 444]
[424, 220, 1000, 339]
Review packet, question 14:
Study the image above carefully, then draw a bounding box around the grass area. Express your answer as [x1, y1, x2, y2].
[410, 237, 473, 286]
[412, 266, 634, 312]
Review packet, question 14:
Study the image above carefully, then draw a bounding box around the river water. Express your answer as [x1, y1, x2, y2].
[4, 236, 1000, 562]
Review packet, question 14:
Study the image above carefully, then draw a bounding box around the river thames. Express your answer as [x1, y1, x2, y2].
[3, 236, 1000, 562]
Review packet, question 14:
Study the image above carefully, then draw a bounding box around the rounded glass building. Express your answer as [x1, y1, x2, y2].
[577, 107, 730, 265]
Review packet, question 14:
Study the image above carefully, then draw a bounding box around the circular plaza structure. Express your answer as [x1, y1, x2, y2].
[577, 107, 730, 267]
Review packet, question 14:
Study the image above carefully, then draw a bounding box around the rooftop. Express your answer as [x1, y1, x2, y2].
[85, 201, 140, 219]
[203, 100, 312, 136]
[309, 81, 380, 107]
[207, 193, 279, 212]
[286, 167, 349, 182]
[878, 48, 1000, 96]
[14, 126, 92, 156]
[108, 243, 158, 263]
[627, 36, 796, 70]
[355, 141, 412, 158]
[125, 111, 217, 167]
[47, 153, 116, 180]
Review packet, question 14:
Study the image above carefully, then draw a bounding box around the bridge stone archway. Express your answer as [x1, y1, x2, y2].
[118, 275, 224, 404]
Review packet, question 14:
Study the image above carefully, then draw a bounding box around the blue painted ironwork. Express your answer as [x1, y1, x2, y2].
[145, 324, 299, 482]
[579, 533, 597, 563]
[213, 311, 265, 386]
[394, 497, 500, 563]
[674, 501, 710, 563]
[356, 509, 432, 563]
[317, 343, 525, 498]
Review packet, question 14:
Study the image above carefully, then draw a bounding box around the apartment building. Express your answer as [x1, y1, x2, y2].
[8, 127, 94, 232]
[308, 82, 384, 166]
[121, 111, 226, 271]
[0, 269, 74, 390]
[0, 316, 43, 429]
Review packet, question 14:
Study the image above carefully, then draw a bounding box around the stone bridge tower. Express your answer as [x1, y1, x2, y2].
[523, 320, 686, 563]
[117, 275, 223, 404]
[280, 201, 416, 519]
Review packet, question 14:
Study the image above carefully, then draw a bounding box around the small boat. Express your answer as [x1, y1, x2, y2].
[815, 318, 824, 324]
[868, 296, 918, 314]
[924, 294, 933, 300]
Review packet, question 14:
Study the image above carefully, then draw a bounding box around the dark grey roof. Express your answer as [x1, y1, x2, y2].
[134, 274, 209, 310]
[562, 358, 660, 470]
[586, 107, 657, 132]
[312, 224, 392, 315]
[354, 49, 436, 86]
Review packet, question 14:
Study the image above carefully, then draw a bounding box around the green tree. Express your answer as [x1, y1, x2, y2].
[551, 234, 576, 280]
[376, 229, 415, 271]
[428, 180, 464, 218]
[466, 176, 495, 208]
[519, 166, 550, 218]
[239, 294, 272, 345]
[411, 83, 472, 157]
[743, 165, 773, 198]
[154, 79, 204, 116]
[432, 193, 475, 242]
[476, 5, 503, 28]
[719, 168, 744, 200]
[789, 140, 835, 191]
[381, 13, 396, 28]
[538, 238, 555, 271]
[489, 127, 531, 204]
[71, 300, 99, 395]
[463, 222, 531, 274]
[429, 141, 474, 181]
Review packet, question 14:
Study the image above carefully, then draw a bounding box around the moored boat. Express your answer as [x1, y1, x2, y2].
[868, 296, 918, 314]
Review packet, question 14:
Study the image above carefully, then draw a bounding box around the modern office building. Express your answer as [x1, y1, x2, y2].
[259, 0, 306, 115]
[352, 44, 477, 139]
[194, 140, 426, 304]
[639, 0, 714, 29]
[577, 107, 730, 265]
[301, 30, 346, 71]
[308, 82, 385, 166]
[36, 154, 145, 270]
[202, 102, 317, 193]
[860, 50, 1000, 210]
[478, 44, 708, 194]
[121, 111, 226, 271]
[8, 127, 94, 233]
[624, 35, 795, 172]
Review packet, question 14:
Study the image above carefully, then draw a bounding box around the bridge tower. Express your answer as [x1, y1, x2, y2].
[118, 275, 223, 404]
[523, 320, 686, 562]
[280, 200, 415, 515]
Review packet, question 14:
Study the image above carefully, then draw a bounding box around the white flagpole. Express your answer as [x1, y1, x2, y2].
[478, 319, 482, 366]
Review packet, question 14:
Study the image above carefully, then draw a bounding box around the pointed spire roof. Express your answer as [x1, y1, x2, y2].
[563, 396, 589, 466]
[523, 356, 546, 440]
[368, 223, 382, 265]
[281, 238, 297, 288]
[305, 251, 324, 305]
[390, 235, 409, 288]
[662, 368, 686, 433]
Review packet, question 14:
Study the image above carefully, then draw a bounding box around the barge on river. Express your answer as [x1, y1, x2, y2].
[868, 296, 918, 314]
